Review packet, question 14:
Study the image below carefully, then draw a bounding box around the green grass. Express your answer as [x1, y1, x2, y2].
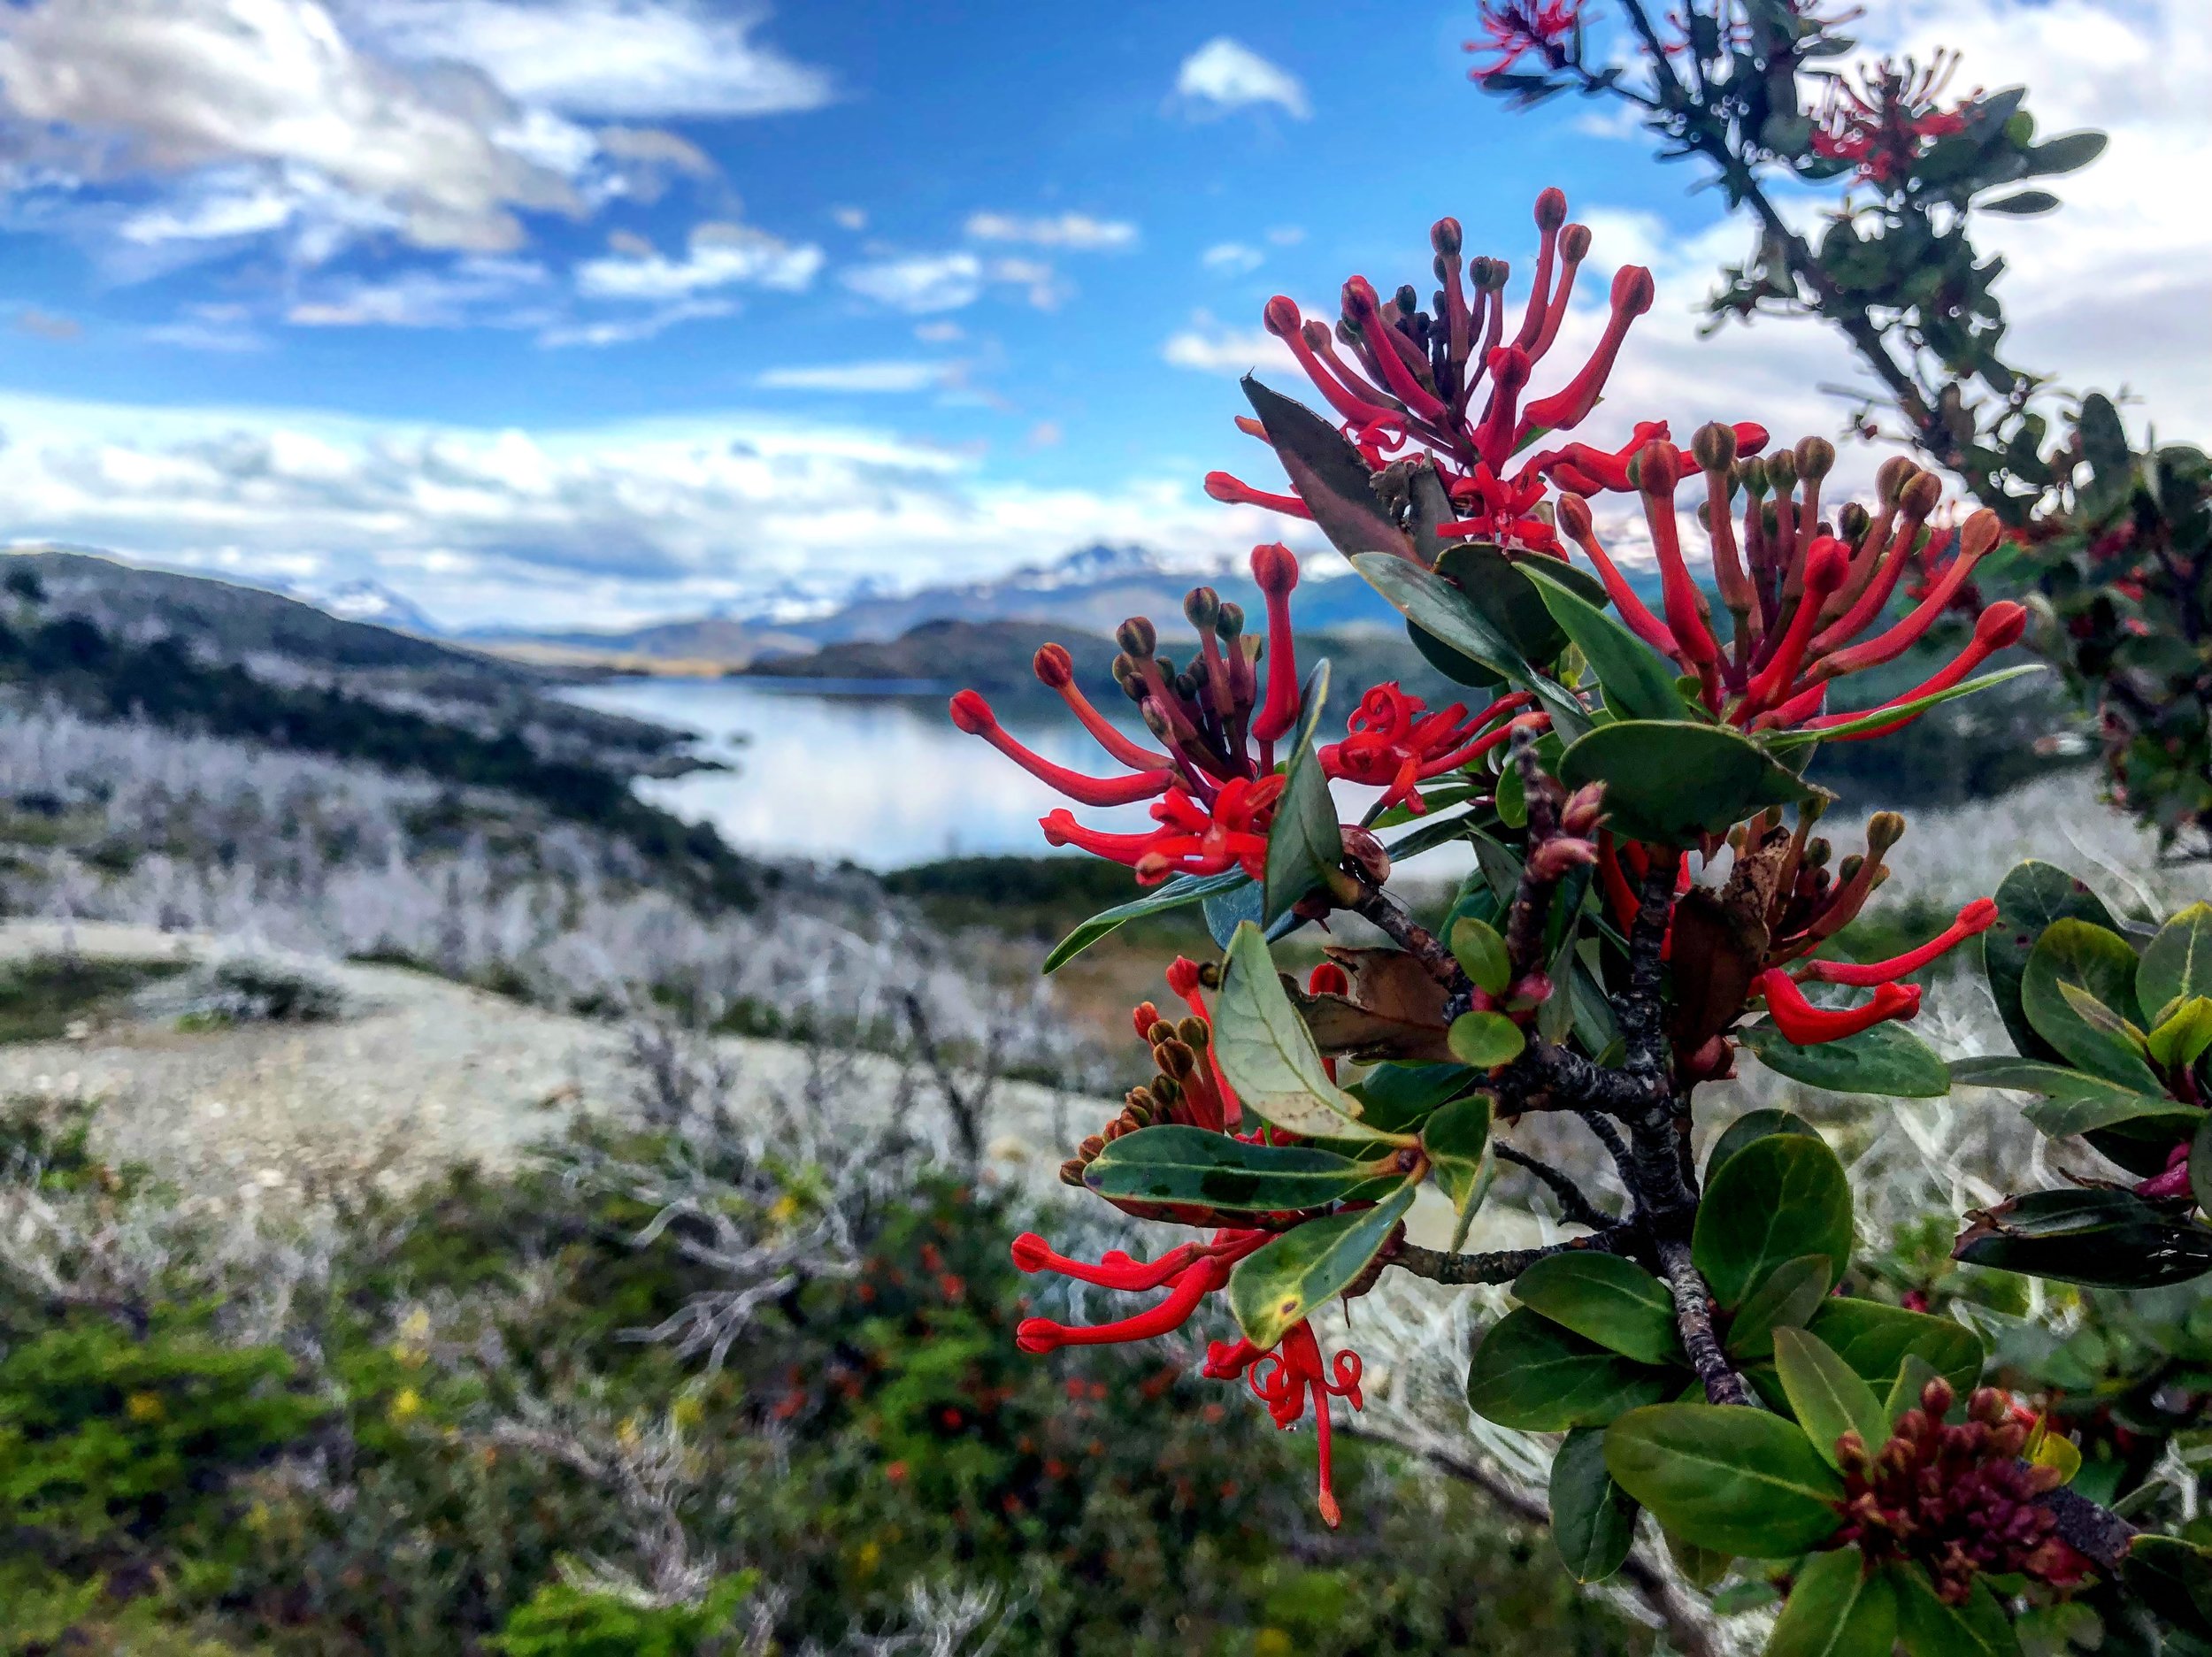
[0, 955, 188, 1045]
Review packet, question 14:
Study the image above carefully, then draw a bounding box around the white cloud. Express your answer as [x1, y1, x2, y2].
[0, 0, 588, 253]
[1174, 38, 1310, 119]
[0, 390, 1282, 630]
[755, 361, 956, 393]
[348, 0, 833, 118]
[575, 220, 823, 299]
[831, 205, 867, 231]
[538, 297, 733, 347]
[286, 256, 549, 326]
[1162, 309, 1285, 374]
[841, 250, 984, 313]
[912, 319, 964, 343]
[964, 211, 1138, 251]
[1202, 241, 1264, 274]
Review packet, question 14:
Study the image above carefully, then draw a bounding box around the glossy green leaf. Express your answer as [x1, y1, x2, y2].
[1227, 1182, 1416, 1350]
[2140, 901, 2212, 1020]
[2021, 130, 2108, 177]
[1214, 922, 1395, 1141]
[1602, 1404, 1845, 1558]
[1806, 1298, 1985, 1401]
[1985, 862, 2118, 1064]
[1948, 1052, 2196, 1137]
[1448, 1009, 1526, 1069]
[2147, 996, 2212, 1070]
[1548, 1427, 1640, 1584]
[1448, 915, 1511, 996]
[1703, 1109, 1821, 1186]
[1522, 564, 1690, 723]
[1764, 664, 2046, 748]
[1513, 1252, 1684, 1367]
[1770, 1546, 1895, 1657]
[1351, 551, 1588, 737]
[1557, 720, 1824, 846]
[1404, 614, 1505, 688]
[1083, 1125, 1397, 1216]
[1042, 869, 1250, 972]
[1954, 1188, 2212, 1288]
[1983, 188, 2061, 214]
[1774, 1328, 1891, 1469]
[1725, 1254, 1835, 1363]
[2023, 919, 2157, 1090]
[1346, 1062, 1481, 1133]
[1693, 1133, 1855, 1310]
[1740, 1017, 1950, 1098]
[2124, 1535, 2212, 1641]
[1420, 1093, 1494, 1248]
[1436, 541, 1592, 668]
[1465, 1307, 1675, 1431]
[1263, 660, 1339, 925]
[1884, 1354, 1943, 1426]
[1241, 377, 1415, 562]
[1892, 1561, 2019, 1657]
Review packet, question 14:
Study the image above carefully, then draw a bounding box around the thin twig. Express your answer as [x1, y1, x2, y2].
[1495, 1145, 1615, 1231]
[1657, 1239, 1755, 1408]
[1390, 1226, 1632, 1285]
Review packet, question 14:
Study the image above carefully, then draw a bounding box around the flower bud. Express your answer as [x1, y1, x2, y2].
[1394, 282, 1422, 319]
[1057, 1159, 1086, 1187]
[1469, 256, 1497, 289]
[1535, 187, 1569, 231]
[1836, 502, 1871, 544]
[1738, 456, 1770, 498]
[1481, 257, 1509, 292]
[1249, 541, 1300, 595]
[1263, 295, 1302, 338]
[1432, 216, 1463, 257]
[1079, 1135, 1106, 1161]
[1116, 616, 1156, 658]
[949, 689, 995, 734]
[1555, 493, 1594, 538]
[1901, 470, 1943, 519]
[1690, 420, 1738, 473]
[1961, 510, 2003, 560]
[1177, 1016, 1210, 1050]
[1529, 837, 1599, 880]
[1731, 422, 1770, 456]
[1215, 600, 1245, 639]
[1560, 223, 1592, 262]
[1977, 601, 2029, 648]
[1794, 436, 1836, 481]
[1635, 438, 1682, 496]
[1921, 1377, 1955, 1418]
[1867, 810, 1907, 854]
[1876, 456, 1919, 507]
[1140, 700, 1171, 738]
[1560, 781, 1608, 836]
[1033, 643, 1074, 688]
[1610, 265, 1655, 316]
[1805, 536, 1852, 594]
[1765, 447, 1799, 493]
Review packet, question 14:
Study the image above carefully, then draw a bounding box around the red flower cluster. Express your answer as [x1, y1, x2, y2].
[1205, 188, 1655, 556]
[1463, 0, 1584, 83]
[1831, 1377, 2092, 1604]
[1561, 433, 2027, 734]
[1812, 54, 1975, 186]
[1319, 683, 1535, 815]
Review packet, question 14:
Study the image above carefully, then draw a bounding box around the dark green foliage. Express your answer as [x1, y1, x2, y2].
[491, 1575, 757, 1657]
[0, 955, 188, 1046]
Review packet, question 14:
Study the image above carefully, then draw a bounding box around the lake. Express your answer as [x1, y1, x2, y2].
[561, 676, 1449, 873]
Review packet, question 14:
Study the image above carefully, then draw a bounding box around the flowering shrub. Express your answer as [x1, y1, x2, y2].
[949, 186, 2212, 1651]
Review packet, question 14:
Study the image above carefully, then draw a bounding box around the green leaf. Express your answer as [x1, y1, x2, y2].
[1042, 870, 1250, 972]
[1602, 1404, 1845, 1558]
[1740, 1017, 1950, 1098]
[1806, 1298, 1985, 1401]
[1764, 664, 2046, 748]
[1449, 916, 1511, 996]
[1704, 1109, 1822, 1186]
[2023, 919, 2157, 1090]
[1465, 1307, 1675, 1431]
[1985, 863, 2119, 1063]
[1725, 1254, 1835, 1363]
[2140, 901, 2212, 1021]
[1693, 1134, 1855, 1310]
[1954, 1189, 2212, 1288]
[1769, 1546, 1895, 1657]
[1892, 1562, 2021, 1657]
[1548, 1427, 1640, 1584]
[1448, 1010, 1526, 1069]
[2020, 129, 2107, 177]
[1214, 922, 1397, 1141]
[1346, 1062, 1482, 1134]
[1521, 564, 1690, 722]
[1227, 1183, 1416, 1350]
[1436, 541, 1590, 667]
[1082, 1125, 1400, 1217]
[1351, 551, 1588, 738]
[1420, 1094, 1494, 1248]
[1982, 188, 2060, 214]
[1774, 1328, 1891, 1469]
[1950, 1055, 2199, 1148]
[1405, 613, 1506, 688]
[1514, 1252, 1685, 1368]
[2124, 1535, 2212, 1641]
[1240, 378, 1415, 563]
[1557, 720, 1825, 846]
[2148, 996, 2212, 1070]
[1262, 660, 1340, 925]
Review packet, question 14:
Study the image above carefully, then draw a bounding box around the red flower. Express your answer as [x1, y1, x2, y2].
[1043, 774, 1285, 886]
[1812, 54, 1976, 186]
[1204, 1319, 1365, 1527]
[1463, 0, 1584, 83]
[1757, 967, 1921, 1045]
[1798, 898, 1999, 986]
[1319, 684, 1534, 813]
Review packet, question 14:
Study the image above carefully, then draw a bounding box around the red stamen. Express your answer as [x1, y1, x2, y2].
[1809, 603, 2028, 739]
[952, 690, 1175, 805]
[1815, 542, 2004, 681]
[1033, 645, 1175, 771]
[1556, 494, 1678, 657]
[1640, 440, 1720, 671]
[1205, 471, 1315, 518]
[1517, 265, 1654, 439]
[1248, 543, 1303, 745]
[1740, 540, 1849, 714]
[1342, 278, 1451, 425]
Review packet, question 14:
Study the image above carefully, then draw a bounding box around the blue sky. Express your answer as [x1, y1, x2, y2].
[0, 0, 2200, 628]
